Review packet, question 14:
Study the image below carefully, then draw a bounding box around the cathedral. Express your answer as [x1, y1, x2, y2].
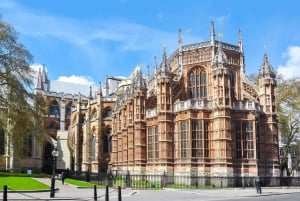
[110, 22, 279, 177]
[1, 22, 279, 182]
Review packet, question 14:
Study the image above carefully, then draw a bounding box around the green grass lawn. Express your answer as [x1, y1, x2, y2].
[65, 178, 104, 188]
[0, 177, 49, 190]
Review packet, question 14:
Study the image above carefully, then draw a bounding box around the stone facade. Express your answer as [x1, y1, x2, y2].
[110, 22, 279, 177]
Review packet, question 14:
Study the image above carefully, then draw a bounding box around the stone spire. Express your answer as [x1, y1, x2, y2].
[154, 56, 158, 74]
[89, 86, 93, 100]
[210, 21, 215, 46]
[134, 66, 146, 90]
[105, 75, 109, 96]
[238, 29, 245, 73]
[178, 28, 182, 53]
[41, 64, 47, 83]
[98, 82, 102, 96]
[160, 45, 170, 74]
[36, 68, 42, 90]
[259, 53, 276, 78]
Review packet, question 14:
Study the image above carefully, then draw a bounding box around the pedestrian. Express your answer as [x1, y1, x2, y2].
[61, 171, 65, 185]
[255, 178, 261, 194]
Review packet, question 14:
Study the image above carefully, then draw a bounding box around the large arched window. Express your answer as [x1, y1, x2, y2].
[189, 68, 207, 99]
[103, 128, 112, 153]
[23, 134, 33, 157]
[49, 100, 60, 118]
[180, 121, 188, 158]
[65, 102, 72, 120]
[0, 129, 4, 155]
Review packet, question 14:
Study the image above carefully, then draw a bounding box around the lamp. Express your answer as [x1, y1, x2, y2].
[50, 147, 59, 198]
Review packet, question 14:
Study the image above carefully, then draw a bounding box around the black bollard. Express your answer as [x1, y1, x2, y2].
[94, 185, 97, 201]
[118, 186, 122, 201]
[3, 185, 8, 201]
[105, 185, 109, 201]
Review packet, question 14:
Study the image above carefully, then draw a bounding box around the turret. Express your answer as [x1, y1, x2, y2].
[258, 52, 276, 114]
[212, 42, 232, 108]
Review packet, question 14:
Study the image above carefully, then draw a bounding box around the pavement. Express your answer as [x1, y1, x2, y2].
[1, 178, 136, 200]
[0, 178, 300, 201]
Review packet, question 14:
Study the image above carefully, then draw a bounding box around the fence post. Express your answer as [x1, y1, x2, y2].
[105, 185, 109, 201]
[3, 185, 8, 201]
[118, 186, 122, 201]
[93, 185, 97, 201]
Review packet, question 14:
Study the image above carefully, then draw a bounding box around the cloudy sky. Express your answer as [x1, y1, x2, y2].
[1, 0, 299, 86]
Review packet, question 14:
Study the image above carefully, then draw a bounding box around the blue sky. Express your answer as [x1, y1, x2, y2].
[1, 0, 299, 86]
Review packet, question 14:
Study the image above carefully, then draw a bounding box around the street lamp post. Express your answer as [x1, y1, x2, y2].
[50, 147, 59, 198]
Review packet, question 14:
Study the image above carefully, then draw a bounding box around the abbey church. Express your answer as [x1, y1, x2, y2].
[110, 22, 279, 177]
[0, 22, 279, 180]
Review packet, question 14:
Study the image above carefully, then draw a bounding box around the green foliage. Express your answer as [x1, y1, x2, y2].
[275, 79, 300, 174]
[0, 16, 46, 158]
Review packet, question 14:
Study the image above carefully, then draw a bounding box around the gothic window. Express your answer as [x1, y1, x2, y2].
[49, 100, 60, 118]
[147, 127, 153, 159]
[23, 134, 33, 157]
[0, 129, 4, 155]
[230, 75, 236, 101]
[192, 120, 209, 158]
[180, 121, 188, 158]
[192, 121, 203, 157]
[204, 122, 209, 157]
[154, 126, 159, 158]
[65, 103, 72, 120]
[235, 120, 254, 159]
[91, 109, 97, 121]
[103, 128, 112, 153]
[92, 132, 96, 161]
[189, 68, 207, 99]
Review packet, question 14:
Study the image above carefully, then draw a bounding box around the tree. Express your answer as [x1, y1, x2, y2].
[0, 16, 46, 159]
[275, 79, 300, 176]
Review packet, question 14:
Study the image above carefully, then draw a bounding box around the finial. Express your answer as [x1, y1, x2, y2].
[238, 29, 244, 53]
[89, 86, 93, 100]
[154, 56, 158, 73]
[98, 81, 102, 96]
[178, 28, 182, 45]
[147, 65, 150, 77]
[238, 29, 242, 41]
[210, 21, 215, 37]
[210, 21, 215, 46]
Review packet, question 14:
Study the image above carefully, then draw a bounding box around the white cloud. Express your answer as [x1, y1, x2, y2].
[277, 46, 300, 80]
[57, 75, 96, 86]
[30, 63, 96, 87]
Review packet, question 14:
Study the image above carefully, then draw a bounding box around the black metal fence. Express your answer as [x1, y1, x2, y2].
[69, 171, 300, 189]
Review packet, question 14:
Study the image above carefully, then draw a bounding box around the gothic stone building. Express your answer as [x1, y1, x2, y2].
[110, 22, 279, 178]
[35, 67, 120, 173]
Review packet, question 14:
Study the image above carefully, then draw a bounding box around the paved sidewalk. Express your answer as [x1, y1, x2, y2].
[1, 177, 136, 200]
[1, 178, 299, 201]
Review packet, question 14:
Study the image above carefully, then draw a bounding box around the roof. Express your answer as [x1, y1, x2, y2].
[49, 80, 96, 97]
